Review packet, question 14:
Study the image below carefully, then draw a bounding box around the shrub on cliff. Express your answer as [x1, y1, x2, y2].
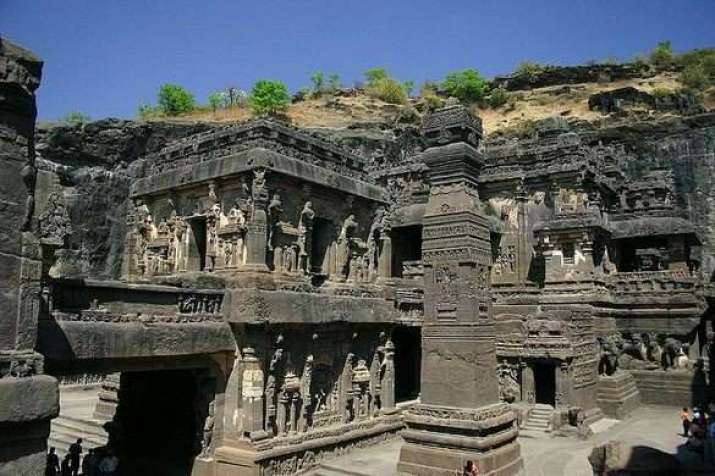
[442, 69, 487, 104]
[310, 71, 341, 97]
[681, 64, 709, 90]
[157, 83, 195, 115]
[58, 111, 91, 124]
[418, 81, 443, 112]
[369, 77, 408, 104]
[486, 87, 508, 108]
[249, 79, 291, 115]
[364, 67, 389, 87]
[649, 40, 674, 68]
[515, 61, 544, 82]
[363, 68, 408, 104]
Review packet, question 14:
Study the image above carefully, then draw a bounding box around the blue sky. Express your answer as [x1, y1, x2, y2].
[3, 0, 714, 121]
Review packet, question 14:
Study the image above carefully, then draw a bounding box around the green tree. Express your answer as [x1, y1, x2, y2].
[328, 73, 340, 92]
[402, 80, 415, 96]
[249, 79, 291, 115]
[310, 71, 325, 95]
[649, 40, 674, 68]
[515, 61, 544, 81]
[442, 68, 488, 103]
[364, 67, 388, 86]
[157, 83, 195, 115]
[58, 111, 91, 124]
[208, 91, 225, 111]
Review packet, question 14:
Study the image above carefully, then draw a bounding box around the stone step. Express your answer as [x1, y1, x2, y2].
[312, 462, 374, 476]
[49, 416, 108, 453]
[524, 420, 549, 428]
[52, 416, 108, 440]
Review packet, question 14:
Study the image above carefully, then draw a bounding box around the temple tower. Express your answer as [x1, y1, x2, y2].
[397, 104, 522, 475]
[0, 37, 59, 475]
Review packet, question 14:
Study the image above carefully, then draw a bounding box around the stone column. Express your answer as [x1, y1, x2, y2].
[0, 38, 59, 475]
[521, 361, 535, 404]
[378, 234, 392, 279]
[240, 348, 266, 438]
[515, 178, 529, 284]
[398, 105, 522, 476]
[244, 168, 269, 272]
[381, 340, 396, 413]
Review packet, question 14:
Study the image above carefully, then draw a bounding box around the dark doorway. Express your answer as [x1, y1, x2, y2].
[311, 217, 334, 275]
[113, 370, 203, 476]
[392, 326, 421, 402]
[391, 225, 422, 278]
[533, 362, 556, 405]
[187, 217, 207, 271]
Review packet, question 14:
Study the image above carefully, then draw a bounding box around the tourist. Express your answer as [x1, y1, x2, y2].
[60, 454, 72, 476]
[462, 460, 479, 476]
[45, 447, 60, 476]
[82, 448, 98, 476]
[681, 407, 691, 436]
[68, 438, 83, 476]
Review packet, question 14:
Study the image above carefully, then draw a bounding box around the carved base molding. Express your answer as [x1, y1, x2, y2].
[398, 403, 523, 476]
[215, 415, 402, 476]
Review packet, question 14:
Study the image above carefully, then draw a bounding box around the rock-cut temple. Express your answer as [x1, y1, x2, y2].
[1, 37, 713, 476]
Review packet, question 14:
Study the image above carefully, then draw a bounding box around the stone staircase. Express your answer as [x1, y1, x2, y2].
[49, 414, 108, 453]
[521, 404, 553, 432]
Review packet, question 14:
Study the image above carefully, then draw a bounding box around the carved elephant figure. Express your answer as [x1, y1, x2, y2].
[597, 337, 618, 376]
[661, 337, 683, 370]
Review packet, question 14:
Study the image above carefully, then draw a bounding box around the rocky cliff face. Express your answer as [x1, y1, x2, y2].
[35, 119, 218, 278]
[35, 105, 715, 280]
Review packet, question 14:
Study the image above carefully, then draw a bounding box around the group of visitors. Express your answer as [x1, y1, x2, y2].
[46, 439, 120, 476]
[680, 406, 715, 461]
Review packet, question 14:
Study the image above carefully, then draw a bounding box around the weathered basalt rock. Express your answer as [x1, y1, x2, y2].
[0, 36, 59, 476]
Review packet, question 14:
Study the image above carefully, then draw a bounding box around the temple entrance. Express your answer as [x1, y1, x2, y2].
[112, 369, 208, 476]
[187, 216, 207, 271]
[391, 225, 422, 278]
[393, 325, 421, 402]
[533, 362, 556, 405]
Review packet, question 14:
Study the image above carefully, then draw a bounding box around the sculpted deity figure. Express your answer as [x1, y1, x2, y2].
[227, 199, 247, 265]
[298, 201, 315, 273]
[267, 194, 283, 251]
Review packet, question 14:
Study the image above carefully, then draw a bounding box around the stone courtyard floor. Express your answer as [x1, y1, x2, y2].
[309, 406, 715, 475]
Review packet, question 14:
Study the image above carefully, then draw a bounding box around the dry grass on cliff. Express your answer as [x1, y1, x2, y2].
[153, 71, 708, 135]
[476, 72, 685, 132]
[151, 95, 399, 128]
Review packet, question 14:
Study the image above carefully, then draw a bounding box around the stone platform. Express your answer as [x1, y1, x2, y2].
[630, 369, 708, 407]
[596, 372, 640, 419]
[304, 406, 715, 476]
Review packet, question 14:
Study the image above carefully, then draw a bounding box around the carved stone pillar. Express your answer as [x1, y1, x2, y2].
[240, 347, 265, 438]
[378, 234, 392, 279]
[398, 105, 522, 476]
[382, 339, 396, 413]
[276, 392, 288, 436]
[521, 362, 535, 404]
[0, 38, 59, 476]
[515, 178, 529, 284]
[244, 168, 269, 271]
